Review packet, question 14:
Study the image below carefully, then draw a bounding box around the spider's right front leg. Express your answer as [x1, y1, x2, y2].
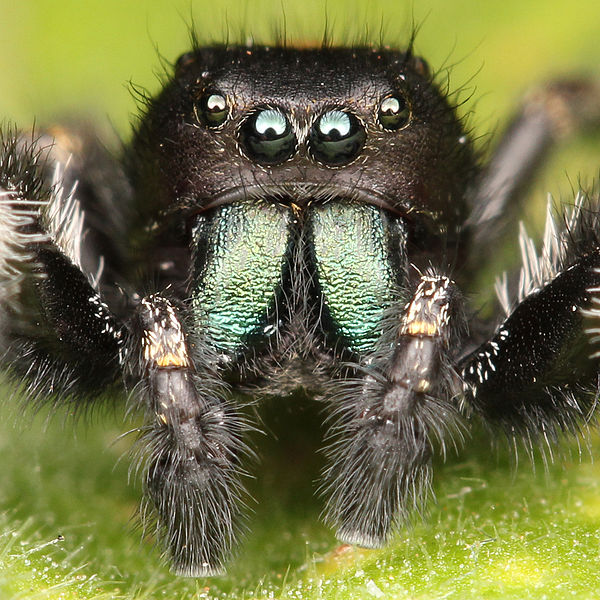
[0, 127, 245, 576]
[0, 127, 126, 400]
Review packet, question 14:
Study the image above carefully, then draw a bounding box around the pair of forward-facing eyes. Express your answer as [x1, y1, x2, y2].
[193, 90, 411, 166]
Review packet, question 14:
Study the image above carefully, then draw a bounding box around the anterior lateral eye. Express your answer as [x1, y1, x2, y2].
[378, 93, 411, 131]
[239, 107, 297, 166]
[309, 109, 366, 166]
[196, 91, 229, 127]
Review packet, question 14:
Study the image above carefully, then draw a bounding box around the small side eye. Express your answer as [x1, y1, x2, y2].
[196, 91, 229, 128]
[239, 108, 297, 165]
[378, 94, 411, 131]
[309, 110, 366, 166]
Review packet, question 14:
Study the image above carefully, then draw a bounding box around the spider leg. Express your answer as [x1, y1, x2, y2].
[129, 294, 247, 577]
[0, 127, 126, 400]
[460, 194, 600, 444]
[24, 124, 132, 295]
[322, 274, 466, 547]
[467, 79, 600, 248]
[0, 127, 247, 575]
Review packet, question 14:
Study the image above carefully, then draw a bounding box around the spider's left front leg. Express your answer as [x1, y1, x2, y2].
[323, 274, 466, 547]
[460, 198, 600, 447]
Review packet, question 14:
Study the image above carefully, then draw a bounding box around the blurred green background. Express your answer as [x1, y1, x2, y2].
[1, 1, 600, 599]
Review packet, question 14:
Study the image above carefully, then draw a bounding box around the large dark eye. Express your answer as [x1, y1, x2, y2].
[239, 108, 297, 165]
[309, 110, 366, 166]
[378, 94, 411, 130]
[196, 91, 229, 128]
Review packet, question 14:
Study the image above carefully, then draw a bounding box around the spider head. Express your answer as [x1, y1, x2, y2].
[130, 46, 476, 246]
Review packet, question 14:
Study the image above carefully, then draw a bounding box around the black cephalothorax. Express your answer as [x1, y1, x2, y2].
[1, 45, 600, 576]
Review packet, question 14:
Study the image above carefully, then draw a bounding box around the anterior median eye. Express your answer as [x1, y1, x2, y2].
[309, 109, 366, 166]
[239, 108, 297, 165]
[378, 94, 411, 131]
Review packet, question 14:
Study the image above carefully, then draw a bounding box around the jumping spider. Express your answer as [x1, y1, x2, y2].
[1, 42, 600, 577]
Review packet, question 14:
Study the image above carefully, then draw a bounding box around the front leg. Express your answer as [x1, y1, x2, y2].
[0, 127, 246, 576]
[322, 275, 466, 547]
[0, 127, 126, 401]
[461, 195, 600, 444]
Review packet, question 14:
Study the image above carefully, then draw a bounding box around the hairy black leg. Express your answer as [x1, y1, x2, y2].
[27, 125, 132, 297]
[1, 128, 247, 574]
[0, 127, 125, 400]
[467, 79, 600, 248]
[322, 275, 466, 547]
[461, 195, 600, 442]
[130, 295, 247, 577]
